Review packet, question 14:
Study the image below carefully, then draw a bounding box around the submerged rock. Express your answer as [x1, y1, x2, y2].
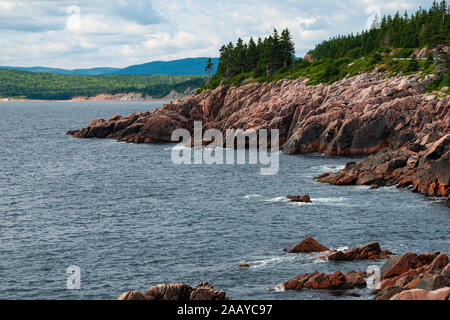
[284, 236, 329, 253]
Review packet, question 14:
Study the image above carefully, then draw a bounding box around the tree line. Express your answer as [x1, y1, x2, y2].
[309, 0, 450, 60]
[215, 28, 296, 78]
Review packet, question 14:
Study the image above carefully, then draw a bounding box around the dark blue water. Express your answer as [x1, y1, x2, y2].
[0, 101, 448, 300]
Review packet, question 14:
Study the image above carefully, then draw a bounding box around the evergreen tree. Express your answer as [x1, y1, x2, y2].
[246, 37, 258, 71]
[309, 0, 449, 60]
[205, 58, 214, 84]
[280, 28, 296, 68]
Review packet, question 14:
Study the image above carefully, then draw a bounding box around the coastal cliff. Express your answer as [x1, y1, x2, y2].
[68, 72, 449, 198]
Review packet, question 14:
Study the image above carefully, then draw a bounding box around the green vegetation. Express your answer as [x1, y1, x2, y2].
[215, 28, 295, 79]
[200, 1, 449, 92]
[0, 69, 207, 100]
[309, 0, 449, 61]
[205, 58, 214, 84]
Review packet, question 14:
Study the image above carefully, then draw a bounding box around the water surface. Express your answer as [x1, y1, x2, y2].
[0, 101, 448, 300]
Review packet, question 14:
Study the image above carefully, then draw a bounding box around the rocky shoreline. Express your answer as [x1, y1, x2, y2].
[67, 72, 449, 198]
[117, 237, 449, 300]
[279, 237, 449, 300]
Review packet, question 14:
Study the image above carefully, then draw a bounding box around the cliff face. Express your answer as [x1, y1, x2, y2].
[67, 72, 449, 197]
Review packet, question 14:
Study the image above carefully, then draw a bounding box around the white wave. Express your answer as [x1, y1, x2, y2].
[353, 185, 371, 190]
[265, 196, 290, 203]
[312, 247, 349, 263]
[244, 194, 262, 199]
[312, 197, 348, 203]
[289, 201, 311, 206]
[269, 283, 285, 292]
[247, 255, 299, 269]
[313, 164, 345, 172]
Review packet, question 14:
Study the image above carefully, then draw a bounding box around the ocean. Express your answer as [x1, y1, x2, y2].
[0, 101, 448, 300]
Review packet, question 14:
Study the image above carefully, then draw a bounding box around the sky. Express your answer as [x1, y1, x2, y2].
[0, 0, 437, 68]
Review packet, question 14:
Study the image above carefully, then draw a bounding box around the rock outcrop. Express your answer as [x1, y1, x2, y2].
[390, 287, 450, 300]
[325, 242, 392, 261]
[317, 134, 450, 197]
[283, 270, 369, 291]
[374, 252, 450, 300]
[68, 72, 449, 197]
[284, 236, 329, 253]
[117, 282, 227, 300]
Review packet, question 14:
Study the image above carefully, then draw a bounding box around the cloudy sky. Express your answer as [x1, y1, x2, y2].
[0, 0, 436, 68]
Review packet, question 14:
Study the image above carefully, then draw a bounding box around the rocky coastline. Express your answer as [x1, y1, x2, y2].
[116, 237, 449, 300]
[280, 237, 449, 300]
[67, 72, 449, 198]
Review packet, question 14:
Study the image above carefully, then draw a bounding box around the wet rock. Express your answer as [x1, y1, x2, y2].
[429, 253, 449, 270]
[117, 290, 150, 301]
[117, 282, 227, 300]
[145, 283, 192, 300]
[375, 252, 450, 300]
[190, 282, 228, 301]
[283, 236, 329, 253]
[283, 270, 368, 291]
[414, 274, 450, 291]
[287, 195, 312, 203]
[327, 242, 390, 261]
[375, 286, 405, 300]
[382, 253, 420, 279]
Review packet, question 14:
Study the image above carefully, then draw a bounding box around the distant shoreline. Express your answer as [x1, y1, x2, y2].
[0, 98, 173, 103]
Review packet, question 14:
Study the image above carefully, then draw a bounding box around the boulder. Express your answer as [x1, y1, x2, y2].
[117, 282, 227, 300]
[390, 287, 450, 300]
[328, 242, 389, 261]
[382, 253, 420, 279]
[283, 236, 329, 253]
[287, 195, 312, 203]
[145, 283, 192, 300]
[283, 270, 368, 291]
[117, 290, 150, 301]
[375, 286, 405, 300]
[190, 282, 228, 300]
[376, 253, 449, 301]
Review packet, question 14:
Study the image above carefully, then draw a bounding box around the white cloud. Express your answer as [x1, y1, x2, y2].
[0, 0, 438, 68]
[0, 0, 16, 11]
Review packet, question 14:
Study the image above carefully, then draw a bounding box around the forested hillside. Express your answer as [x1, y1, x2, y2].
[0, 69, 206, 100]
[309, 0, 449, 60]
[201, 0, 449, 93]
